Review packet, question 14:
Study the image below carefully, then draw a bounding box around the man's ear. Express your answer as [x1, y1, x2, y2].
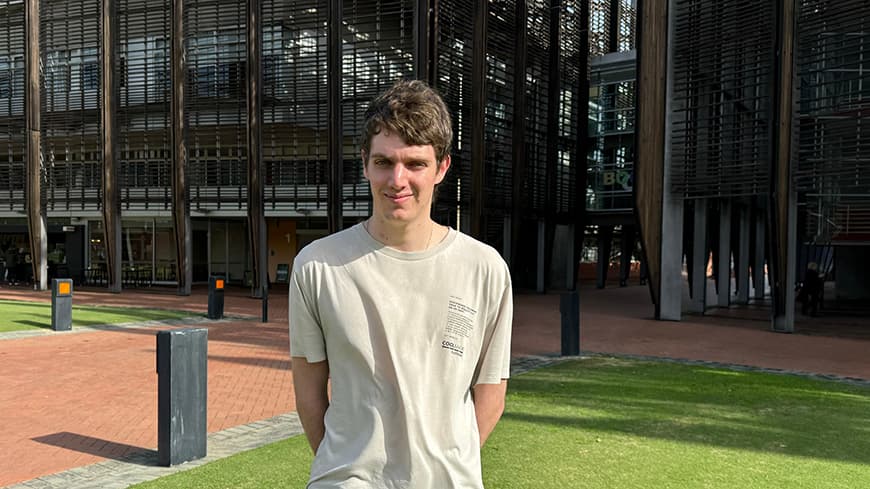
[435, 155, 451, 184]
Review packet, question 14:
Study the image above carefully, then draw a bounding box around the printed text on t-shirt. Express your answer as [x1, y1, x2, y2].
[441, 297, 477, 357]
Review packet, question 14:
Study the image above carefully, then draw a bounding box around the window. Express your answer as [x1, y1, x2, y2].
[81, 62, 99, 90]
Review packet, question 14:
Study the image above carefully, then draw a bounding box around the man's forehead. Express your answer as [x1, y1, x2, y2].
[368, 133, 437, 158]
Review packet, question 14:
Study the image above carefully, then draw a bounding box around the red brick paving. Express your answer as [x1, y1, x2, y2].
[0, 283, 868, 486]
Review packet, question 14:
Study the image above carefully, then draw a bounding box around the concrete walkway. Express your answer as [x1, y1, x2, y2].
[1, 283, 867, 488]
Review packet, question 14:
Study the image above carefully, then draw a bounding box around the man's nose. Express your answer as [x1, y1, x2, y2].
[389, 164, 407, 188]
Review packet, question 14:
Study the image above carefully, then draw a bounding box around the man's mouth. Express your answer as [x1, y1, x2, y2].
[386, 193, 412, 203]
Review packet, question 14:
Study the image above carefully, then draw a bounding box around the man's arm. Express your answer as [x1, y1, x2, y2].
[472, 380, 508, 447]
[292, 356, 330, 454]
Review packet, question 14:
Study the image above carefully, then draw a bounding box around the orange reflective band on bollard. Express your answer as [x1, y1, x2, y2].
[215, 279, 224, 290]
[58, 282, 71, 296]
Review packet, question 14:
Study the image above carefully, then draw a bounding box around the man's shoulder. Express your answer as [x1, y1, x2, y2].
[294, 225, 365, 271]
[450, 231, 510, 273]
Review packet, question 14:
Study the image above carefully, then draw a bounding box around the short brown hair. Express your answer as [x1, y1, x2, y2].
[360, 79, 453, 164]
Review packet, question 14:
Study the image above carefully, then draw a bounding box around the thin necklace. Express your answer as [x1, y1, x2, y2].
[365, 219, 436, 251]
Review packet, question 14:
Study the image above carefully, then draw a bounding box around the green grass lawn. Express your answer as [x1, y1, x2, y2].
[0, 299, 197, 333]
[132, 357, 870, 489]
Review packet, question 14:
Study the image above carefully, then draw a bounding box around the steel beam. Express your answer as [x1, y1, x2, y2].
[717, 200, 732, 308]
[753, 200, 766, 299]
[659, 0, 683, 321]
[735, 202, 751, 305]
[171, 0, 192, 295]
[689, 199, 707, 314]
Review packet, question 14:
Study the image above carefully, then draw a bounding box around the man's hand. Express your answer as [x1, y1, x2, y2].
[472, 380, 508, 447]
[292, 356, 330, 454]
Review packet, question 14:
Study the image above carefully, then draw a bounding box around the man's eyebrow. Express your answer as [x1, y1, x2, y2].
[369, 153, 393, 161]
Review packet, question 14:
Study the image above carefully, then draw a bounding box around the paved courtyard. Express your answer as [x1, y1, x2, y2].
[0, 282, 867, 487]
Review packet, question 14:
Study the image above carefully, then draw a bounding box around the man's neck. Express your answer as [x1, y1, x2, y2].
[365, 217, 438, 252]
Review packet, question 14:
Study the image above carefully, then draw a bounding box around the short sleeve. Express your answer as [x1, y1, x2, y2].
[288, 262, 327, 363]
[473, 270, 513, 385]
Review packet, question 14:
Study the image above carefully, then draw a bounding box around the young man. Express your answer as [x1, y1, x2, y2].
[289, 80, 513, 488]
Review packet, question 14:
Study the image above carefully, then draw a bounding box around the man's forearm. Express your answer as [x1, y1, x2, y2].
[291, 357, 331, 454]
[473, 380, 508, 446]
[297, 396, 329, 453]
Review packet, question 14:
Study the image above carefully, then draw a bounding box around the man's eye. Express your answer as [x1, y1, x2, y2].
[375, 160, 391, 166]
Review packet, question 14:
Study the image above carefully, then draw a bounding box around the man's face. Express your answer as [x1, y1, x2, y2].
[363, 131, 450, 226]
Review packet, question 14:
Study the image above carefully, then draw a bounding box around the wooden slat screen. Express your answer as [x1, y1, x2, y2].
[797, 0, 870, 238]
[185, 0, 248, 212]
[670, 0, 774, 199]
[556, 0, 582, 216]
[483, 0, 516, 248]
[0, 1, 25, 212]
[433, 0, 474, 227]
[524, 0, 550, 215]
[342, 0, 415, 214]
[40, 0, 103, 211]
[118, 0, 172, 211]
[262, 0, 328, 212]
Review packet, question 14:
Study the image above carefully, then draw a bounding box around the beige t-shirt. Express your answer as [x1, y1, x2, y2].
[289, 223, 513, 489]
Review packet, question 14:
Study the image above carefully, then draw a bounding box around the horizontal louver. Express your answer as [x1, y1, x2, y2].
[0, 1, 25, 212]
[342, 0, 414, 214]
[262, 0, 328, 212]
[524, 0, 550, 215]
[433, 0, 474, 227]
[185, 0, 247, 212]
[670, 0, 773, 199]
[41, 0, 103, 211]
[119, 0, 172, 211]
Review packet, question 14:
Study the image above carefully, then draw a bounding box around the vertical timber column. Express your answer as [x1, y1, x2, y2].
[689, 199, 707, 313]
[753, 201, 766, 299]
[102, 0, 122, 293]
[735, 202, 751, 304]
[770, 0, 797, 332]
[573, 0, 590, 290]
[327, 0, 343, 234]
[414, 0, 430, 81]
[658, 0, 683, 320]
[543, 0, 561, 289]
[247, 0, 267, 298]
[25, 0, 47, 291]
[469, 0, 487, 239]
[635, 0, 668, 316]
[510, 0, 527, 271]
[717, 200, 732, 308]
[171, 0, 192, 295]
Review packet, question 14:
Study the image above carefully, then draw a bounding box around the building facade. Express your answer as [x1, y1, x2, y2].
[0, 0, 589, 294]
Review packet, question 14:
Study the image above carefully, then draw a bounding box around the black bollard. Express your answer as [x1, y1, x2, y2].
[51, 279, 74, 331]
[560, 290, 580, 356]
[157, 328, 208, 466]
[208, 276, 225, 320]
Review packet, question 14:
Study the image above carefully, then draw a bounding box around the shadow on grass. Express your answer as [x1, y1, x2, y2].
[505, 358, 870, 465]
[32, 432, 158, 466]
